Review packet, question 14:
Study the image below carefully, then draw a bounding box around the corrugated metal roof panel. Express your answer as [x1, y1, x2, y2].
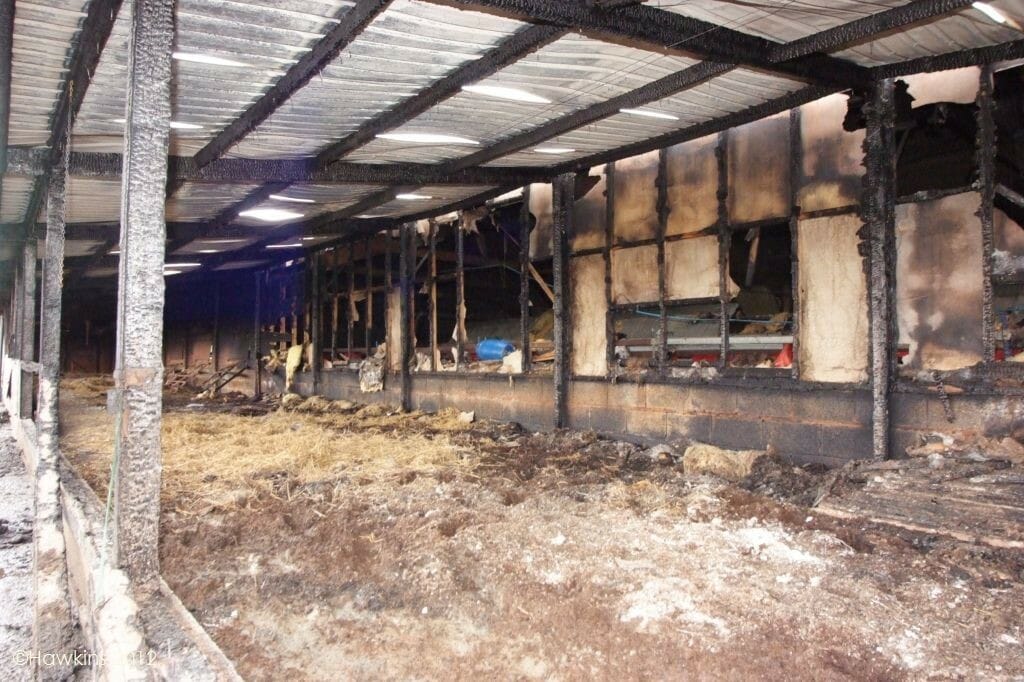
[9, 0, 89, 147]
[74, 0, 356, 155]
[0, 176, 35, 222]
[487, 69, 803, 166]
[66, 177, 122, 223]
[364, 185, 492, 218]
[230, 0, 526, 159]
[344, 34, 698, 165]
[166, 182, 263, 221]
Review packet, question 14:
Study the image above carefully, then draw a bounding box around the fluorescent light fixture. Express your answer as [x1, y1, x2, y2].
[301, 236, 317, 241]
[197, 249, 221, 254]
[534, 147, 576, 154]
[109, 248, 120, 255]
[201, 239, 247, 245]
[462, 84, 550, 104]
[972, 2, 1007, 22]
[396, 193, 433, 201]
[163, 270, 183, 276]
[269, 193, 316, 204]
[166, 262, 201, 268]
[173, 51, 247, 68]
[620, 108, 679, 121]
[238, 208, 305, 222]
[112, 118, 203, 130]
[376, 132, 479, 145]
[266, 243, 304, 249]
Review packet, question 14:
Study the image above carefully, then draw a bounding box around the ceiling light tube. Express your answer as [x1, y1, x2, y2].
[376, 132, 479, 145]
[173, 51, 247, 67]
[620, 108, 680, 121]
[534, 147, 576, 154]
[463, 84, 550, 104]
[239, 208, 305, 222]
[269, 194, 316, 204]
[396, 193, 433, 201]
[266, 243, 304, 249]
[972, 2, 1007, 23]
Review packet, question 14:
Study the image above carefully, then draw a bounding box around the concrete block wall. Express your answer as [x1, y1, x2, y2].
[300, 369, 1020, 467]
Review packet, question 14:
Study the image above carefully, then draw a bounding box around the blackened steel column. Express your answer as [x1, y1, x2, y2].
[253, 271, 263, 399]
[112, 0, 173, 587]
[863, 78, 897, 460]
[311, 251, 322, 394]
[35, 132, 77, 677]
[399, 224, 413, 411]
[552, 173, 574, 429]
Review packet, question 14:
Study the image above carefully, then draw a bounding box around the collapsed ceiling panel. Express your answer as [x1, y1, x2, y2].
[73, 0, 355, 155]
[7, 0, 89, 148]
[344, 33, 697, 165]
[229, 0, 526, 159]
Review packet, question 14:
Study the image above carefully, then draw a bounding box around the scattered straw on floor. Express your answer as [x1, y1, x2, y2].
[61, 399, 471, 504]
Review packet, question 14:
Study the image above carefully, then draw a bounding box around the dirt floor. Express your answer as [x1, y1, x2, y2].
[0, 409, 34, 682]
[59, 377, 1024, 681]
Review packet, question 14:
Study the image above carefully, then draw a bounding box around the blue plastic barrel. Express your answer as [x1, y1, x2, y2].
[476, 339, 515, 361]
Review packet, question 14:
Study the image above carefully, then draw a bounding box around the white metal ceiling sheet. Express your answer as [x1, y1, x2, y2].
[836, 5, 1024, 67]
[173, 237, 258, 255]
[487, 68, 802, 167]
[165, 182, 263, 222]
[0, 176, 35, 222]
[65, 177, 121, 223]
[646, 0, 903, 44]
[344, 34, 698, 165]
[73, 0, 354, 156]
[365, 185, 493, 218]
[229, 0, 526, 159]
[234, 183, 387, 226]
[9, 0, 89, 147]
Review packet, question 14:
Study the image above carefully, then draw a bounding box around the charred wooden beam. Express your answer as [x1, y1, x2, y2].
[311, 252, 322, 392]
[112, 0, 173, 587]
[519, 185, 532, 374]
[21, 0, 123, 228]
[873, 39, 1024, 79]
[173, 0, 392, 195]
[253, 271, 263, 399]
[551, 172, 574, 429]
[715, 132, 730, 370]
[656, 148, 668, 374]
[604, 162, 616, 374]
[788, 107, 802, 380]
[771, 0, 974, 62]
[399, 223, 414, 411]
[317, 24, 562, 164]
[977, 65, 996, 364]
[418, 0, 868, 86]
[6, 147, 557, 186]
[862, 78, 898, 460]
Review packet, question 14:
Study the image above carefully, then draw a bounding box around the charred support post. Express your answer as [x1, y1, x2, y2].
[212, 283, 221, 374]
[552, 173, 574, 429]
[789, 108, 802, 379]
[330, 250, 340, 361]
[455, 219, 465, 371]
[716, 132, 731, 369]
[656, 149, 669, 374]
[399, 224, 414, 411]
[253, 271, 263, 399]
[311, 251, 322, 393]
[428, 222, 438, 371]
[977, 65, 996, 363]
[863, 78, 898, 460]
[365, 237, 373, 357]
[347, 245, 355, 360]
[519, 186, 532, 373]
[18, 240, 36, 418]
[604, 163, 616, 373]
[112, 0, 173, 587]
[34, 129, 78, 675]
